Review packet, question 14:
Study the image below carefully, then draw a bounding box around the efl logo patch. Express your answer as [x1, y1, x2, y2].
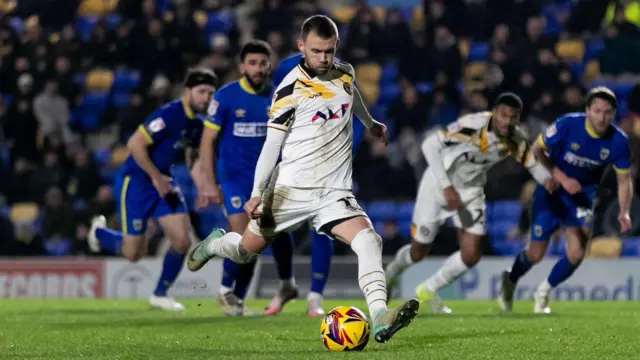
[207, 100, 219, 116]
[148, 118, 165, 133]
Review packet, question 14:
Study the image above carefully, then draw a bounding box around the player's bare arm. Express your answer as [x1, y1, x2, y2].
[617, 170, 633, 233]
[127, 129, 172, 197]
[352, 85, 388, 145]
[533, 136, 581, 194]
[197, 126, 223, 206]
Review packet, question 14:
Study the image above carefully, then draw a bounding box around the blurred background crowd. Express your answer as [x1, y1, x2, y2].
[2, 0, 640, 258]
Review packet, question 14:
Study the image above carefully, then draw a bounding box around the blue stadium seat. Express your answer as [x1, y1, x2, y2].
[111, 91, 130, 108]
[93, 149, 111, 166]
[80, 114, 101, 132]
[397, 201, 414, 221]
[378, 83, 400, 106]
[621, 238, 640, 256]
[398, 220, 412, 238]
[613, 81, 634, 99]
[588, 78, 616, 90]
[585, 38, 605, 61]
[82, 93, 109, 111]
[485, 202, 494, 222]
[491, 241, 521, 255]
[207, 12, 233, 34]
[73, 73, 86, 85]
[106, 14, 121, 29]
[568, 62, 584, 80]
[370, 105, 387, 122]
[380, 62, 399, 83]
[467, 42, 489, 62]
[415, 82, 433, 94]
[113, 71, 141, 89]
[373, 221, 385, 235]
[491, 201, 521, 222]
[368, 201, 397, 221]
[76, 16, 97, 41]
[357, 201, 368, 214]
[488, 220, 517, 239]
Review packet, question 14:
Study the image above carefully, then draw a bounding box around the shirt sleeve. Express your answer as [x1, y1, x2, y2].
[537, 118, 568, 150]
[268, 79, 298, 132]
[203, 91, 226, 131]
[138, 110, 176, 144]
[613, 138, 631, 174]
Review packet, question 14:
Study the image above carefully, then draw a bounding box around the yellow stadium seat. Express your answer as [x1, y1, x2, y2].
[412, 6, 424, 26]
[332, 7, 356, 24]
[110, 145, 129, 166]
[462, 80, 485, 93]
[192, 10, 207, 28]
[372, 7, 386, 23]
[458, 40, 470, 61]
[77, 0, 118, 16]
[355, 63, 381, 84]
[86, 70, 114, 92]
[588, 236, 622, 258]
[583, 60, 601, 82]
[555, 40, 585, 63]
[357, 83, 379, 106]
[464, 62, 487, 81]
[9, 203, 39, 224]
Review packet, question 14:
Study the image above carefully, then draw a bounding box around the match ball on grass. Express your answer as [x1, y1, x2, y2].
[320, 306, 370, 352]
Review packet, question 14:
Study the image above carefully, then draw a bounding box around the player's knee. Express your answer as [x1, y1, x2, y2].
[526, 243, 547, 264]
[122, 235, 145, 262]
[237, 244, 258, 264]
[460, 249, 481, 268]
[409, 241, 430, 262]
[169, 234, 191, 253]
[566, 247, 586, 264]
[350, 228, 383, 257]
[122, 247, 144, 262]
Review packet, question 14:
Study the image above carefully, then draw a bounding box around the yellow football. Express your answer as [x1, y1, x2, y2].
[320, 306, 370, 351]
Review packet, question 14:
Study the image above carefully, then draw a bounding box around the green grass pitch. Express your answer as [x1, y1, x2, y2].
[2, 299, 640, 359]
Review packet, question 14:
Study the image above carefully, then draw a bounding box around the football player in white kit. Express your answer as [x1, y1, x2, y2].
[384, 93, 556, 313]
[187, 15, 419, 343]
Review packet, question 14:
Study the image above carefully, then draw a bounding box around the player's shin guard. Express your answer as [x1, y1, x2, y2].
[205, 232, 255, 264]
[310, 232, 332, 294]
[422, 250, 469, 292]
[221, 258, 240, 292]
[232, 259, 258, 300]
[95, 228, 123, 254]
[350, 228, 387, 318]
[547, 255, 580, 287]
[270, 233, 294, 281]
[509, 249, 533, 283]
[154, 248, 186, 296]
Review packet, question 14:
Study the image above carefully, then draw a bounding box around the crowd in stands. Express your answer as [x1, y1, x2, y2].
[2, 0, 640, 257]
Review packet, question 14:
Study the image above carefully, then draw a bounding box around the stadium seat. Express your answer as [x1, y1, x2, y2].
[412, 5, 424, 25]
[76, 16, 97, 41]
[81, 92, 109, 113]
[358, 83, 379, 106]
[491, 241, 521, 255]
[588, 78, 616, 91]
[378, 83, 400, 106]
[332, 7, 356, 24]
[206, 11, 234, 34]
[555, 40, 585, 63]
[613, 81, 635, 98]
[113, 71, 141, 89]
[415, 82, 433, 94]
[464, 62, 487, 82]
[397, 201, 414, 221]
[568, 62, 585, 80]
[467, 42, 489, 62]
[372, 7, 386, 23]
[373, 221, 385, 236]
[77, 0, 118, 16]
[85, 70, 114, 92]
[368, 201, 397, 221]
[93, 149, 111, 166]
[491, 201, 521, 222]
[380, 62, 399, 84]
[355, 63, 382, 84]
[80, 114, 101, 132]
[192, 10, 207, 28]
[585, 38, 605, 61]
[110, 145, 129, 166]
[398, 220, 412, 238]
[621, 238, 640, 256]
[111, 91, 130, 108]
[588, 236, 622, 258]
[9, 203, 39, 225]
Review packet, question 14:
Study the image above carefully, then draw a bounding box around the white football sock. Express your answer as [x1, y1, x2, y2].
[219, 285, 232, 295]
[205, 232, 255, 264]
[537, 279, 552, 295]
[351, 228, 387, 319]
[386, 244, 414, 282]
[422, 250, 469, 292]
[307, 291, 322, 303]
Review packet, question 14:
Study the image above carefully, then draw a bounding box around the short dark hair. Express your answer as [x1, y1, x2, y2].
[300, 15, 339, 40]
[495, 92, 523, 111]
[586, 86, 617, 109]
[184, 68, 219, 88]
[240, 40, 272, 62]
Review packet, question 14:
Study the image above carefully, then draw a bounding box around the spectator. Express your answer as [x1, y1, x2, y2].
[3, 96, 39, 164]
[33, 79, 77, 147]
[386, 84, 429, 133]
[600, 3, 640, 76]
[344, 7, 384, 65]
[429, 26, 462, 83]
[40, 186, 75, 254]
[67, 148, 102, 202]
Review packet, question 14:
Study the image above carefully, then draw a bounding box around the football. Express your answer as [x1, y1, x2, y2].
[320, 306, 370, 351]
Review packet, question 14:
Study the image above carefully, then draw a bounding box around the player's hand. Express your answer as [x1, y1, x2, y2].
[560, 177, 582, 195]
[244, 196, 263, 219]
[196, 184, 222, 210]
[369, 121, 389, 146]
[618, 212, 632, 233]
[443, 186, 461, 211]
[152, 174, 173, 197]
[543, 178, 559, 193]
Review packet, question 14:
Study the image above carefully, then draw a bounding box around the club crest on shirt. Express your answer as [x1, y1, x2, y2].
[343, 82, 352, 95]
[545, 124, 557, 138]
[231, 196, 242, 209]
[600, 148, 610, 160]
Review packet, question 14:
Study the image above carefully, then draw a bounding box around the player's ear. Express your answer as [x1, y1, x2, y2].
[297, 38, 304, 53]
[238, 61, 245, 74]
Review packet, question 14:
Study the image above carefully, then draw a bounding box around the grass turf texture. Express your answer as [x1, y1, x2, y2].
[2, 299, 639, 359]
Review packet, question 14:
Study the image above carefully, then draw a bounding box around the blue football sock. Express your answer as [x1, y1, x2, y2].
[232, 259, 258, 300]
[95, 227, 123, 254]
[509, 249, 533, 283]
[310, 232, 333, 294]
[547, 255, 580, 287]
[271, 233, 294, 280]
[221, 258, 240, 289]
[153, 248, 186, 297]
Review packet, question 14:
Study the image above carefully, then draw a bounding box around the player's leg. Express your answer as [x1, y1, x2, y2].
[499, 186, 557, 311]
[415, 195, 486, 313]
[220, 212, 259, 316]
[307, 231, 332, 316]
[314, 198, 418, 344]
[534, 226, 589, 313]
[264, 232, 300, 315]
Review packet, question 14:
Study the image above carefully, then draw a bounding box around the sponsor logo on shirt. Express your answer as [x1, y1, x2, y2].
[563, 151, 601, 168]
[233, 122, 267, 137]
